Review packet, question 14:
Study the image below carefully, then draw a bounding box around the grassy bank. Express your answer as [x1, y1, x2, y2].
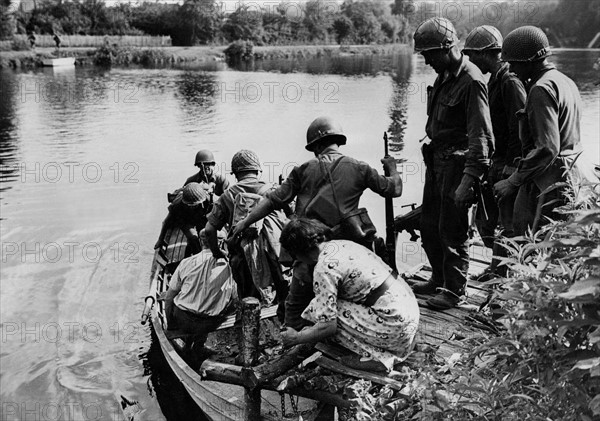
[0, 43, 409, 69]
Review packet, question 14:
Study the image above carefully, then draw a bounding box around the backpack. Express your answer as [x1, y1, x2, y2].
[231, 184, 271, 237]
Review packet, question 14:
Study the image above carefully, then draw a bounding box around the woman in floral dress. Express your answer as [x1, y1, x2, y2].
[280, 218, 420, 372]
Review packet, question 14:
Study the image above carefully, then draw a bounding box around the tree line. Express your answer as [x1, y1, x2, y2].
[1, 0, 598, 48]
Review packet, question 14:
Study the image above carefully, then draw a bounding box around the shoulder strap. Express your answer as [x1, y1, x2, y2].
[304, 156, 345, 215]
[321, 157, 345, 221]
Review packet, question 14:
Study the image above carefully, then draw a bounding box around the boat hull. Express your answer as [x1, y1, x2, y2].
[42, 57, 75, 67]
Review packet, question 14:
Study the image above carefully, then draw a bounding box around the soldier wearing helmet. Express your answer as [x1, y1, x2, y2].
[463, 26, 527, 282]
[410, 18, 495, 310]
[231, 116, 403, 329]
[155, 182, 211, 255]
[205, 150, 289, 321]
[183, 149, 230, 198]
[494, 26, 585, 234]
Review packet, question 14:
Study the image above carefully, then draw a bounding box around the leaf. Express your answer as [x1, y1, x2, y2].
[572, 357, 600, 371]
[572, 209, 600, 226]
[536, 238, 596, 249]
[590, 328, 600, 345]
[508, 393, 536, 402]
[590, 394, 600, 416]
[540, 181, 570, 196]
[557, 278, 600, 301]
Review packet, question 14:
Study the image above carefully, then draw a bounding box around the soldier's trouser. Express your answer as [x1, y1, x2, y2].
[284, 261, 315, 330]
[476, 165, 518, 275]
[475, 166, 501, 249]
[420, 157, 470, 296]
[513, 181, 567, 236]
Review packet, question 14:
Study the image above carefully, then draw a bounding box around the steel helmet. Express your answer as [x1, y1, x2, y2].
[502, 26, 551, 62]
[413, 18, 458, 52]
[463, 25, 503, 52]
[231, 149, 261, 174]
[306, 117, 347, 152]
[182, 182, 209, 206]
[194, 150, 216, 166]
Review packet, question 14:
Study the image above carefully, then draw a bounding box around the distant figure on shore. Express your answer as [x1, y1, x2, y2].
[28, 31, 36, 49]
[53, 32, 62, 49]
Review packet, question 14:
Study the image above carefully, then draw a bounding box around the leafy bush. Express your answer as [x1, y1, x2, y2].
[11, 37, 30, 51]
[224, 40, 254, 63]
[423, 179, 600, 420]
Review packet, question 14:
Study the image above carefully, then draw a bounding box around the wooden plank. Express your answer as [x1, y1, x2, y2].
[240, 298, 261, 420]
[243, 344, 314, 388]
[314, 356, 405, 391]
[216, 305, 278, 331]
[200, 360, 245, 386]
[315, 342, 352, 361]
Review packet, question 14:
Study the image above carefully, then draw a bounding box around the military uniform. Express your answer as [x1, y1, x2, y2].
[476, 62, 526, 244]
[184, 172, 229, 196]
[507, 63, 583, 233]
[421, 56, 494, 296]
[269, 145, 401, 329]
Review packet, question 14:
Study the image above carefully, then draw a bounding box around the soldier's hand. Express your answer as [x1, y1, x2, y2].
[454, 179, 476, 209]
[231, 220, 247, 238]
[493, 179, 518, 203]
[381, 156, 398, 175]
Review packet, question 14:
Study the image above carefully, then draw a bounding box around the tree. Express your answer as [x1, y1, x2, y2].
[333, 14, 353, 44]
[302, 0, 332, 42]
[177, 0, 220, 45]
[222, 5, 264, 44]
[341, 1, 383, 44]
[0, 2, 15, 39]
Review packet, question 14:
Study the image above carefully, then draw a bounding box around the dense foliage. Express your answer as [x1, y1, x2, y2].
[344, 176, 600, 420]
[2, 0, 598, 47]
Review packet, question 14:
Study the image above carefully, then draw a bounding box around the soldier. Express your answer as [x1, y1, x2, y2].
[155, 182, 211, 255]
[462, 26, 527, 281]
[205, 150, 289, 322]
[494, 26, 585, 234]
[410, 18, 495, 310]
[183, 149, 230, 196]
[231, 116, 403, 328]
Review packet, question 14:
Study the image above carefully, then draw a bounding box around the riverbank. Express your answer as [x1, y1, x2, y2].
[0, 43, 410, 69]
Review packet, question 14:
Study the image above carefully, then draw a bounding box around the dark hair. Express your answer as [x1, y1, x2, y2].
[280, 218, 332, 256]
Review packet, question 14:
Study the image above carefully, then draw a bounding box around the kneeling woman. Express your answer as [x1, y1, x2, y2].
[280, 218, 420, 372]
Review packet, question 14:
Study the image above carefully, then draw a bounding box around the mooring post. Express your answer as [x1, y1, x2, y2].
[241, 297, 261, 420]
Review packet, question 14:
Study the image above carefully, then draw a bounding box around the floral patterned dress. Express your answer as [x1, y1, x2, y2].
[301, 240, 420, 371]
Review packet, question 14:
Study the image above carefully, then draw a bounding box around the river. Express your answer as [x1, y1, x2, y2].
[0, 48, 598, 421]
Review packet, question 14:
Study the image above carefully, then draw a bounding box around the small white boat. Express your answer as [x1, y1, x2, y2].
[42, 57, 75, 67]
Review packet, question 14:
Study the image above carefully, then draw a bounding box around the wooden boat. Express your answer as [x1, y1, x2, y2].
[141, 228, 328, 421]
[42, 57, 75, 67]
[141, 218, 497, 420]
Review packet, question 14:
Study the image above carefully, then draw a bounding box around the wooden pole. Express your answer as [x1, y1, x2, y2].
[383, 132, 397, 271]
[242, 343, 314, 388]
[241, 297, 261, 420]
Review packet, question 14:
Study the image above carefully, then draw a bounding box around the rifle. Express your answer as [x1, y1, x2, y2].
[394, 203, 421, 242]
[383, 132, 397, 271]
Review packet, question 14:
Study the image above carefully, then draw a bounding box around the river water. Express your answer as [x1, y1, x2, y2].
[0, 49, 598, 421]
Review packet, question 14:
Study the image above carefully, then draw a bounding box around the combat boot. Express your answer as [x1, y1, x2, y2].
[411, 279, 441, 296]
[426, 291, 461, 310]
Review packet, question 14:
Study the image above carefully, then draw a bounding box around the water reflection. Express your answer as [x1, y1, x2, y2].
[386, 55, 413, 157]
[230, 47, 415, 77]
[175, 72, 218, 122]
[143, 329, 208, 421]
[0, 70, 20, 199]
